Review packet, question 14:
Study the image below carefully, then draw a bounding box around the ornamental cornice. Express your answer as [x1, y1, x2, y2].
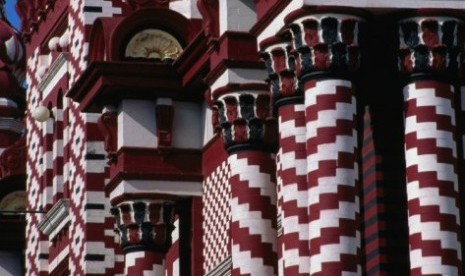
[38, 199, 70, 239]
[38, 52, 69, 96]
[205, 256, 232, 276]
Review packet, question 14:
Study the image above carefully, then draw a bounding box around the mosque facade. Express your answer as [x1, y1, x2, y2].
[0, 0, 464, 275]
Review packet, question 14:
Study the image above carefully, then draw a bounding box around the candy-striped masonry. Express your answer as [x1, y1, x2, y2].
[305, 79, 360, 275]
[261, 36, 310, 275]
[229, 151, 278, 276]
[403, 81, 462, 275]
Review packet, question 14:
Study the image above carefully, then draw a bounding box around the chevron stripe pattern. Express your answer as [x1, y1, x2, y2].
[304, 79, 360, 275]
[403, 80, 462, 275]
[229, 151, 278, 276]
[125, 251, 165, 275]
[276, 103, 310, 275]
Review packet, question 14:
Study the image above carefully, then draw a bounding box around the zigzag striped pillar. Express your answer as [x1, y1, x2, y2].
[260, 35, 310, 276]
[398, 15, 464, 275]
[212, 85, 278, 275]
[286, 9, 365, 275]
[111, 200, 175, 276]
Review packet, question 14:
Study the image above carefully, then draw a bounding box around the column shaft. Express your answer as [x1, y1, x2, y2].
[403, 80, 461, 275]
[261, 36, 310, 275]
[229, 151, 278, 276]
[304, 78, 360, 275]
[276, 103, 310, 275]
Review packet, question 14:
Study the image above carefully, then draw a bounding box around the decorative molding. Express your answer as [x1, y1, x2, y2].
[155, 102, 174, 148]
[0, 191, 26, 212]
[125, 29, 183, 60]
[213, 88, 277, 152]
[97, 110, 118, 164]
[38, 53, 69, 96]
[205, 256, 231, 276]
[38, 199, 70, 238]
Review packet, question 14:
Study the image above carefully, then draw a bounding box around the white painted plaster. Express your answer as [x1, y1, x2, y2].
[219, 0, 257, 35]
[202, 102, 214, 146]
[172, 101, 202, 149]
[210, 68, 268, 92]
[117, 99, 157, 149]
[110, 180, 202, 200]
[170, 0, 202, 19]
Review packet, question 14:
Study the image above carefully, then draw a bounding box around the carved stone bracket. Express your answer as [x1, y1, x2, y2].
[212, 85, 277, 152]
[97, 109, 118, 164]
[398, 16, 465, 77]
[197, 0, 219, 41]
[155, 100, 174, 148]
[286, 10, 365, 79]
[111, 200, 176, 253]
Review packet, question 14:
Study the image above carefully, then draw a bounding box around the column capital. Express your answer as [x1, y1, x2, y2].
[212, 84, 277, 153]
[111, 200, 176, 254]
[398, 14, 465, 78]
[285, 7, 366, 80]
[260, 33, 303, 107]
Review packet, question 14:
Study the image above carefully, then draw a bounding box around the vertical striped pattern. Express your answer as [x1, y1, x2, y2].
[276, 103, 310, 275]
[403, 80, 462, 275]
[52, 106, 64, 203]
[229, 151, 278, 276]
[361, 106, 388, 274]
[304, 79, 360, 275]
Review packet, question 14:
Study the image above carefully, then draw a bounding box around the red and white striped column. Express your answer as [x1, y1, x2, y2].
[213, 86, 278, 275]
[286, 9, 365, 275]
[261, 35, 310, 276]
[111, 200, 175, 276]
[398, 15, 464, 275]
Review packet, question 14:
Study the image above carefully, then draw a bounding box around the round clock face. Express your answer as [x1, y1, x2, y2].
[125, 29, 183, 60]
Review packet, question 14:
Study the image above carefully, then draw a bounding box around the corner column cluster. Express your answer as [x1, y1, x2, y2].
[398, 14, 464, 275]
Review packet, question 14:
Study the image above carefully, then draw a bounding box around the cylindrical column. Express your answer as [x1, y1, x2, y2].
[111, 200, 175, 276]
[398, 15, 464, 275]
[286, 9, 365, 275]
[213, 86, 278, 275]
[261, 35, 310, 276]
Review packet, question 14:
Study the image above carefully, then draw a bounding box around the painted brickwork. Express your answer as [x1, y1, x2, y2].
[14, 1, 465, 276]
